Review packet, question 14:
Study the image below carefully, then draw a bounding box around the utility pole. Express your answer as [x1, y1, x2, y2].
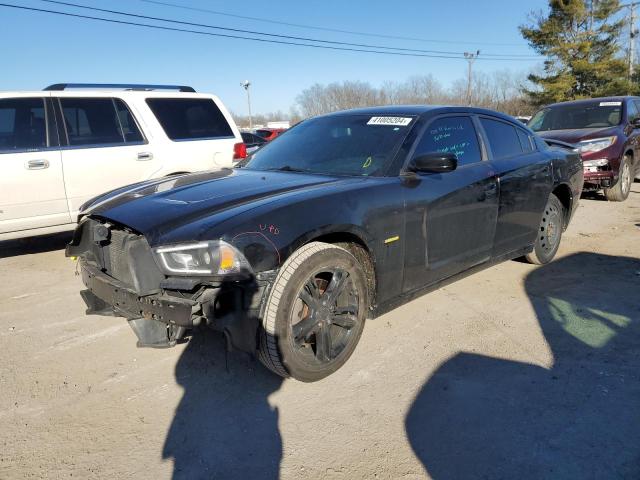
[630, 3, 637, 80]
[621, 2, 639, 82]
[240, 80, 252, 130]
[464, 50, 480, 106]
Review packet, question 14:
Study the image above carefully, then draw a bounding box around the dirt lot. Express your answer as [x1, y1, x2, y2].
[1, 184, 639, 480]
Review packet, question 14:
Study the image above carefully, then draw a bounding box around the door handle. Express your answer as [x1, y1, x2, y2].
[137, 152, 154, 161]
[26, 159, 49, 170]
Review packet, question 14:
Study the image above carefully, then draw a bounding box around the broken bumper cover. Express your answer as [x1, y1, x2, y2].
[583, 170, 616, 189]
[80, 262, 196, 347]
[78, 261, 274, 351]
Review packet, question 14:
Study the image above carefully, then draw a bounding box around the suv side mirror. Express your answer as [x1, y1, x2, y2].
[409, 152, 458, 174]
[632, 117, 640, 128]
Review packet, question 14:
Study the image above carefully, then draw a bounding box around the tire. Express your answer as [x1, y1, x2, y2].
[257, 242, 368, 382]
[604, 156, 632, 201]
[525, 193, 564, 265]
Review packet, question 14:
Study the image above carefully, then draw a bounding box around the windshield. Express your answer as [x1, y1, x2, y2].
[529, 101, 623, 132]
[243, 114, 415, 176]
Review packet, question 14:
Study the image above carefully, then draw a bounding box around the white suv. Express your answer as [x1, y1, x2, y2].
[0, 83, 245, 241]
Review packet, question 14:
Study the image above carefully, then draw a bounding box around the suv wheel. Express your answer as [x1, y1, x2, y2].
[525, 193, 564, 265]
[257, 242, 367, 382]
[604, 155, 632, 201]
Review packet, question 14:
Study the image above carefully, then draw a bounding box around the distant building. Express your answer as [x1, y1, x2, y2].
[266, 121, 291, 129]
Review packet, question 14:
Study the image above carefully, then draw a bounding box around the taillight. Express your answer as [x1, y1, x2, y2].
[233, 142, 247, 160]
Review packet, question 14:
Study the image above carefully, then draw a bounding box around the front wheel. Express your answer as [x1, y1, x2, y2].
[257, 242, 368, 382]
[525, 193, 564, 265]
[604, 156, 632, 201]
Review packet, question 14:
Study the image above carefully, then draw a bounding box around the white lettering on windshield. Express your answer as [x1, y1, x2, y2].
[367, 116, 412, 126]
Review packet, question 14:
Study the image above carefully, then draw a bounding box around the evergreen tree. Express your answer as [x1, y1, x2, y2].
[520, 0, 632, 105]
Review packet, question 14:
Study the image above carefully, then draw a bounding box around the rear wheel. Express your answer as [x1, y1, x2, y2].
[257, 242, 367, 382]
[525, 193, 564, 265]
[604, 156, 632, 201]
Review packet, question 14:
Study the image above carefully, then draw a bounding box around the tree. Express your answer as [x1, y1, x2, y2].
[295, 81, 382, 117]
[520, 0, 632, 105]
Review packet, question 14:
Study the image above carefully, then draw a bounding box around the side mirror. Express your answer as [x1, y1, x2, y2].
[409, 152, 458, 174]
[632, 117, 640, 128]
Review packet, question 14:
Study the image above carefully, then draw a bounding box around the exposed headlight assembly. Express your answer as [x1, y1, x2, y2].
[577, 136, 616, 153]
[153, 240, 252, 276]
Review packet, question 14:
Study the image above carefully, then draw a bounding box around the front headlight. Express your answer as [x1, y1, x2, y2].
[577, 136, 616, 153]
[153, 240, 252, 276]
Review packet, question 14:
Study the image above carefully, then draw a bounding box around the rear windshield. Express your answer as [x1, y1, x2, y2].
[529, 101, 623, 131]
[244, 114, 414, 176]
[146, 98, 233, 140]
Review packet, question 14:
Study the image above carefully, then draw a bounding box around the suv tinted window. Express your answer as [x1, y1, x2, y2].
[146, 98, 233, 140]
[0, 98, 47, 152]
[415, 116, 482, 166]
[628, 100, 639, 121]
[61, 98, 124, 146]
[114, 99, 144, 143]
[480, 118, 522, 159]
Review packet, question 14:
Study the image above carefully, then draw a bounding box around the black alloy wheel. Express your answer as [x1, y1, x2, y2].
[257, 242, 367, 382]
[290, 268, 359, 364]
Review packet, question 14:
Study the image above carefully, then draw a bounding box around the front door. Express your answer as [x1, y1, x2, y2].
[0, 96, 70, 234]
[402, 115, 498, 293]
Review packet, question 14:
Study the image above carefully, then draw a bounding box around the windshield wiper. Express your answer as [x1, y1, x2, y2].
[265, 165, 308, 173]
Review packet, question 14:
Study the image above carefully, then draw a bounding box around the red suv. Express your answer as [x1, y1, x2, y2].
[529, 96, 640, 201]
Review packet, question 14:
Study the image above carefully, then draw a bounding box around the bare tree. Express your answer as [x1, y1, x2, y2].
[239, 69, 536, 126]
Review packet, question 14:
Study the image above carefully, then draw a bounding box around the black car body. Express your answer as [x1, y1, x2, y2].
[67, 106, 583, 381]
[530, 96, 640, 201]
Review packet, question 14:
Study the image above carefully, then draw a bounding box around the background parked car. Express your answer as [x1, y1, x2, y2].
[0, 83, 244, 240]
[255, 127, 286, 141]
[529, 96, 640, 201]
[241, 131, 268, 154]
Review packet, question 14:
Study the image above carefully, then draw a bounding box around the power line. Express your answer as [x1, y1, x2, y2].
[139, 0, 531, 49]
[0, 2, 538, 61]
[38, 0, 542, 59]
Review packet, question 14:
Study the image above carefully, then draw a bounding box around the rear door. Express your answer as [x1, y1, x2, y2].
[478, 116, 552, 257]
[402, 115, 499, 292]
[0, 96, 70, 234]
[57, 97, 157, 219]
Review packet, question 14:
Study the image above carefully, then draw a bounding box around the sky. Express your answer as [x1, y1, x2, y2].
[0, 0, 551, 115]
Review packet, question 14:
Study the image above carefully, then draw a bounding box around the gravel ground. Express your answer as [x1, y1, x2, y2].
[1, 183, 639, 480]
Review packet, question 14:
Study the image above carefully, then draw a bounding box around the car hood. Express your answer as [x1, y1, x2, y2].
[536, 126, 619, 143]
[83, 168, 343, 244]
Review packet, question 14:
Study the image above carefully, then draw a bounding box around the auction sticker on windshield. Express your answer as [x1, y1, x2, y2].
[367, 116, 413, 126]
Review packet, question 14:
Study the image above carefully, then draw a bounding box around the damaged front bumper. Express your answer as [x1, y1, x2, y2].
[78, 260, 275, 351]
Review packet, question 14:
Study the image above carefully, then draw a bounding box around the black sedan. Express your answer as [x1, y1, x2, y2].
[66, 106, 583, 382]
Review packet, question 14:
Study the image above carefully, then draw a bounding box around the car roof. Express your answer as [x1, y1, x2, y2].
[317, 105, 520, 123]
[544, 96, 640, 108]
[0, 90, 221, 100]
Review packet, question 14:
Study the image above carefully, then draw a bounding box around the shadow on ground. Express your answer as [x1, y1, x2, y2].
[0, 232, 72, 259]
[406, 253, 640, 479]
[163, 329, 283, 479]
